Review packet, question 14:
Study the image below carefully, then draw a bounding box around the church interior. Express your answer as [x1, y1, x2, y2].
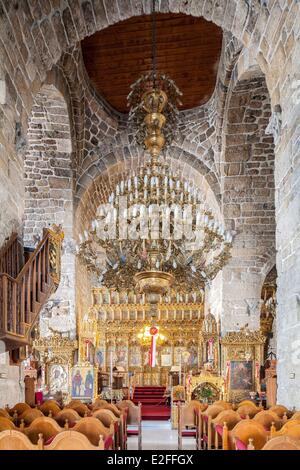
[0, 0, 299, 452]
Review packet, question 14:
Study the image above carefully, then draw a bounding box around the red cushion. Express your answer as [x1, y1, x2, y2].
[35, 392, 44, 405]
[104, 435, 113, 449]
[203, 415, 209, 423]
[215, 424, 223, 436]
[44, 435, 56, 445]
[182, 430, 196, 437]
[127, 429, 139, 436]
[203, 435, 208, 443]
[235, 438, 247, 450]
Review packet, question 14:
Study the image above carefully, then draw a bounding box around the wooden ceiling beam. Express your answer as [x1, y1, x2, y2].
[82, 13, 223, 113]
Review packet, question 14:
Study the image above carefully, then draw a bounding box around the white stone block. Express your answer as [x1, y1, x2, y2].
[56, 138, 72, 153]
[0, 79, 6, 105]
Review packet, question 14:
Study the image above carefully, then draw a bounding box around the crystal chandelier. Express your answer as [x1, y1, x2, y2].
[77, 155, 233, 293]
[76, 0, 233, 302]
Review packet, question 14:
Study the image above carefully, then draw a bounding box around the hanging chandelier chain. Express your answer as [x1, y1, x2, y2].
[151, 0, 157, 84]
[77, 11, 235, 295]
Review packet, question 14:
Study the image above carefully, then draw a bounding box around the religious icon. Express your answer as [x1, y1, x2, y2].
[84, 370, 94, 398]
[72, 369, 83, 397]
[230, 361, 253, 391]
[207, 338, 214, 362]
[116, 343, 127, 367]
[161, 354, 171, 366]
[71, 367, 95, 399]
[129, 346, 141, 366]
[188, 345, 198, 367]
[49, 364, 68, 395]
[174, 347, 182, 365]
[95, 347, 105, 367]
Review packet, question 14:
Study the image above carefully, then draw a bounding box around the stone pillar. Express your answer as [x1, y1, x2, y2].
[0, 350, 25, 407]
[275, 74, 300, 408]
[221, 258, 263, 332]
[220, 75, 275, 333]
[23, 84, 76, 340]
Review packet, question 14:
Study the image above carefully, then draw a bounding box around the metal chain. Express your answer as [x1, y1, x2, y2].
[151, 0, 157, 85]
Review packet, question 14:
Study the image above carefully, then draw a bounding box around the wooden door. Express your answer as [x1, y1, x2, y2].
[24, 376, 35, 406]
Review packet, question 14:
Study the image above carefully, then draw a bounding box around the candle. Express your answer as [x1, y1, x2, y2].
[179, 352, 182, 385]
[110, 351, 113, 393]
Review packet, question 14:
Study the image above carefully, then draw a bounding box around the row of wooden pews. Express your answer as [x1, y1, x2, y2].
[0, 398, 142, 451]
[177, 399, 300, 450]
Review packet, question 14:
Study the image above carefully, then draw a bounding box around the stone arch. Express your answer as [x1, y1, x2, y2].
[11, 1, 272, 78]
[1, 1, 291, 143]
[74, 148, 223, 237]
[55, 30, 242, 198]
[23, 83, 73, 245]
[24, 81, 76, 339]
[219, 56, 276, 332]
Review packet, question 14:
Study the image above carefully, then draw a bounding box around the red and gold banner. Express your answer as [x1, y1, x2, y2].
[149, 326, 158, 368]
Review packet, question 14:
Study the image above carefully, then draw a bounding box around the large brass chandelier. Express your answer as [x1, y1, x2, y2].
[77, 153, 233, 293]
[76, 1, 233, 303]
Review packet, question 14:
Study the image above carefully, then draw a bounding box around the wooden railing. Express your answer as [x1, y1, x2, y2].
[0, 232, 24, 278]
[0, 228, 63, 349]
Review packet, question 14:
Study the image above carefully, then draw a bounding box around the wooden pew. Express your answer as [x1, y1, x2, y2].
[230, 419, 267, 450]
[43, 430, 107, 450]
[0, 430, 41, 450]
[201, 405, 225, 450]
[178, 402, 203, 450]
[72, 417, 114, 449]
[262, 435, 300, 450]
[212, 410, 241, 450]
[117, 401, 142, 450]
[93, 409, 123, 449]
[22, 416, 64, 444]
[18, 408, 44, 426]
[54, 409, 81, 427]
[0, 429, 107, 450]
[39, 401, 61, 417]
[0, 417, 18, 432]
[65, 402, 91, 417]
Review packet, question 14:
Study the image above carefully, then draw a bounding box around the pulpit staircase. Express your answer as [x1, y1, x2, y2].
[0, 228, 63, 354]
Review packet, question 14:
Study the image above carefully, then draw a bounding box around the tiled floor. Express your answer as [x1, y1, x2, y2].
[127, 420, 196, 450]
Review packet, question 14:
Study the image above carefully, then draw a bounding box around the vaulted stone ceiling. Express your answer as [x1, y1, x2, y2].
[81, 13, 223, 113]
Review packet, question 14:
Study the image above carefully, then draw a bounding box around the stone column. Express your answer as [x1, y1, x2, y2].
[275, 73, 300, 408]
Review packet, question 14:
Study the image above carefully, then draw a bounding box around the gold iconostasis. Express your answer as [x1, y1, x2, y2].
[77, 288, 216, 387]
[32, 287, 268, 402]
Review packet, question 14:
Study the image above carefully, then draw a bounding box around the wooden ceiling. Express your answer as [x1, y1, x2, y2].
[81, 14, 223, 113]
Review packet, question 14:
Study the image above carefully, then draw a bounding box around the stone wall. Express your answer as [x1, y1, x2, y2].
[221, 73, 275, 331]
[24, 83, 76, 339]
[0, 351, 25, 408]
[275, 55, 300, 408]
[24, 84, 73, 245]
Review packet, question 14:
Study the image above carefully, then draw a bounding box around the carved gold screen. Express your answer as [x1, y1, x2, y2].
[79, 288, 205, 387]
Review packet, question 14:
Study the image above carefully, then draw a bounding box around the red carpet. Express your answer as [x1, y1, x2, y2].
[133, 386, 171, 420]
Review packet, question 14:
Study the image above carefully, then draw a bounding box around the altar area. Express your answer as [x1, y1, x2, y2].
[79, 287, 208, 389]
[31, 285, 270, 407]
